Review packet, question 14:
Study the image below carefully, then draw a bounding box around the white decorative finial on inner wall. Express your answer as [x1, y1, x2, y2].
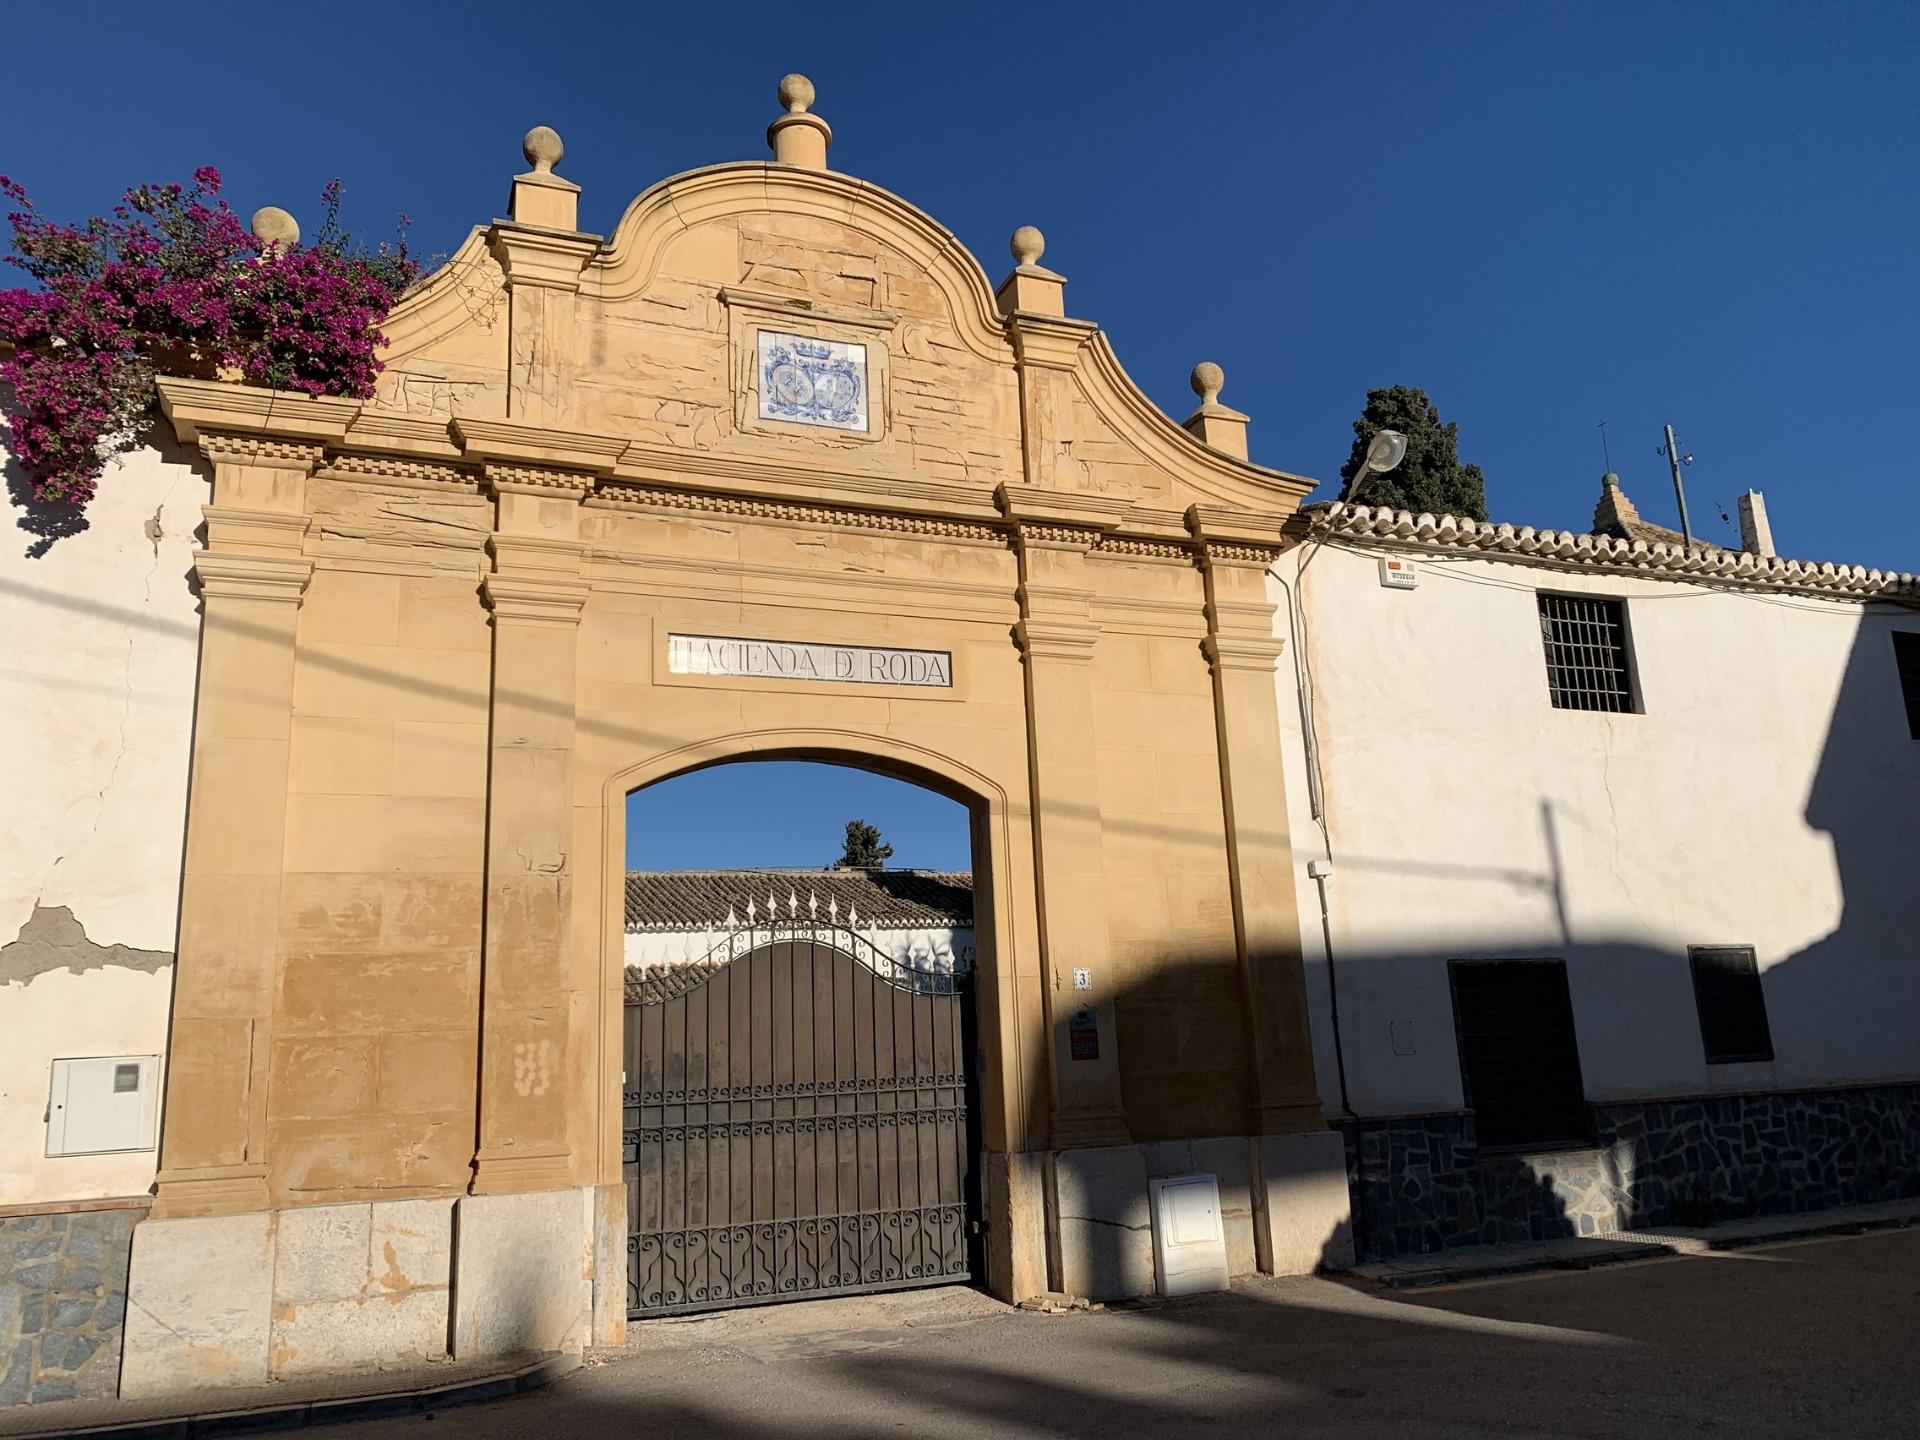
[769, 73, 833, 169]
[249, 206, 299, 251]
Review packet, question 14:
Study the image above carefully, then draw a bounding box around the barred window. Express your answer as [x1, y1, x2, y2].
[1894, 631, 1920, 740]
[1689, 946, 1774, 1064]
[1538, 594, 1636, 712]
[1449, 959, 1589, 1150]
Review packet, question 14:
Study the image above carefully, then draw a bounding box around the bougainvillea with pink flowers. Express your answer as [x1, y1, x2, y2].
[0, 168, 416, 511]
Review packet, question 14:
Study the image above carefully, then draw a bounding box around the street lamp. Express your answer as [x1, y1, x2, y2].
[1347, 429, 1408, 501]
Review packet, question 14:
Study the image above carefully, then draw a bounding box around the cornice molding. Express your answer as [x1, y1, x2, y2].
[482, 571, 591, 624]
[996, 483, 1133, 532]
[1300, 501, 1920, 604]
[155, 378, 358, 446]
[1014, 617, 1098, 664]
[322, 454, 478, 492]
[192, 549, 314, 603]
[453, 417, 627, 477]
[1093, 535, 1194, 564]
[1203, 633, 1286, 674]
[592, 482, 1002, 542]
[197, 434, 326, 471]
[486, 221, 603, 292]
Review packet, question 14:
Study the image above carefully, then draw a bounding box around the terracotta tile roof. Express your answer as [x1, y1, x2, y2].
[624, 869, 973, 930]
[1293, 495, 1919, 604]
[624, 959, 724, 1004]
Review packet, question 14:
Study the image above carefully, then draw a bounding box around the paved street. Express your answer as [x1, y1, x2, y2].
[313, 1229, 1920, 1439]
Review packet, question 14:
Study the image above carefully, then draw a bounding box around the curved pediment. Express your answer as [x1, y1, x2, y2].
[591, 164, 1011, 364]
[370, 149, 1315, 527]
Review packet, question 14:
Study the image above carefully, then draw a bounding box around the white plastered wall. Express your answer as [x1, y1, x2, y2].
[625, 924, 975, 972]
[1272, 538, 1920, 1117]
[0, 433, 205, 1204]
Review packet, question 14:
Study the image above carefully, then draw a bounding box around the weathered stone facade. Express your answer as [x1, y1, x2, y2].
[87, 76, 1355, 1399]
[1342, 1083, 1920, 1261]
[0, 1206, 139, 1403]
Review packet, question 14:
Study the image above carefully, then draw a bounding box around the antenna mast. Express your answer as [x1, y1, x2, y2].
[1661, 423, 1696, 556]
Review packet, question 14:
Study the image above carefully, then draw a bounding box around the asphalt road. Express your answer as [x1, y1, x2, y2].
[310, 1228, 1920, 1439]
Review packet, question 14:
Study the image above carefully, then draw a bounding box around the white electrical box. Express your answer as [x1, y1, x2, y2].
[46, 1055, 160, 1157]
[1149, 1172, 1231, 1297]
[1377, 556, 1419, 590]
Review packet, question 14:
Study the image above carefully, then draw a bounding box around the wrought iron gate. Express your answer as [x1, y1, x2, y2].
[624, 924, 974, 1317]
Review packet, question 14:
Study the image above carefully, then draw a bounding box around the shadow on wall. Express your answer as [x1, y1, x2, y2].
[1318, 607, 1920, 1263]
[4, 433, 92, 557]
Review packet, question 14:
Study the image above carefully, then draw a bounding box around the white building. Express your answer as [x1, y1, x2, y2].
[1273, 478, 1920, 1257]
[623, 869, 975, 994]
[0, 436, 203, 1400]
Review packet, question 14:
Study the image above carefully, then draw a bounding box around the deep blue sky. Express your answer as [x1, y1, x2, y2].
[5, 3, 1914, 568]
[628, 763, 971, 871]
[8, 3, 1914, 867]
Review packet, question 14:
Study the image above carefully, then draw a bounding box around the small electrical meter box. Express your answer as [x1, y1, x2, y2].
[1149, 1172, 1231, 1297]
[46, 1055, 160, 1157]
[1377, 556, 1419, 590]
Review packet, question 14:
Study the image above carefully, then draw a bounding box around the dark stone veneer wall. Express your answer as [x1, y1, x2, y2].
[0, 1206, 140, 1404]
[1338, 1082, 1920, 1262]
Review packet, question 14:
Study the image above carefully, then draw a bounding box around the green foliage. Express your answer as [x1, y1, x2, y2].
[1337, 385, 1488, 521]
[836, 819, 894, 870]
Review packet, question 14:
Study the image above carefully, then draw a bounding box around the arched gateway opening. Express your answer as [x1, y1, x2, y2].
[619, 759, 985, 1316]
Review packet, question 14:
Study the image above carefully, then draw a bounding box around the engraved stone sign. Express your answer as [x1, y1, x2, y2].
[756, 330, 869, 431]
[668, 634, 952, 688]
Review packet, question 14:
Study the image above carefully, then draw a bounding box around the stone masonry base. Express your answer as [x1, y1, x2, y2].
[1047, 1131, 1352, 1300]
[117, 1185, 598, 1402]
[0, 1205, 140, 1405]
[1340, 1081, 1920, 1262]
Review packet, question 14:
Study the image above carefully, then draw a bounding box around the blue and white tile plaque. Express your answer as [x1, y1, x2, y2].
[756, 330, 869, 432]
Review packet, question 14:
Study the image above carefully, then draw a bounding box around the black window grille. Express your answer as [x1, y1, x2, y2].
[1538, 594, 1636, 712]
[1894, 631, 1920, 740]
[1449, 960, 1589, 1150]
[1688, 946, 1774, 1064]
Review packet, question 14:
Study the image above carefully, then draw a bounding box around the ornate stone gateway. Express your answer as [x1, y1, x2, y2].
[623, 924, 974, 1316]
[116, 73, 1356, 1398]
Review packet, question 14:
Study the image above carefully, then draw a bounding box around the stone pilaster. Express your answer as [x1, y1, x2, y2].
[456, 421, 623, 1195]
[1188, 506, 1326, 1137]
[488, 223, 599, 427]
[999, 484, 1132, 1150]
[152, 435, 325, 1219]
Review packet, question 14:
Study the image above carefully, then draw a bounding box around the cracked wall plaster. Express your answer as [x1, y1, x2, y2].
[0, 906, 173, 987]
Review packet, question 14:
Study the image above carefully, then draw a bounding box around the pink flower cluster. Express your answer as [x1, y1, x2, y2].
[0, 169, 418, 508]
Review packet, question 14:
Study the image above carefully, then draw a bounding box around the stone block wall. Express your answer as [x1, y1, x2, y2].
[1596, 1082, 1920, 1228]
[0, 1206, 140, 1404]
[1341, 1083, 1920, 1262]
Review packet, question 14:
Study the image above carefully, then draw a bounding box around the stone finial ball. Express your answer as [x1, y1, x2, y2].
[1010, 225, 1046, 267]
[249, 206, 300, 250]
[778, 74, 816, 114]
[1191, 361, 1226, 402]
[523, 125, 565, 173]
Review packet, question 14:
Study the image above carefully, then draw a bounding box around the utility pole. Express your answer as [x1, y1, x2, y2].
[1663, 423, 1696, 555]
